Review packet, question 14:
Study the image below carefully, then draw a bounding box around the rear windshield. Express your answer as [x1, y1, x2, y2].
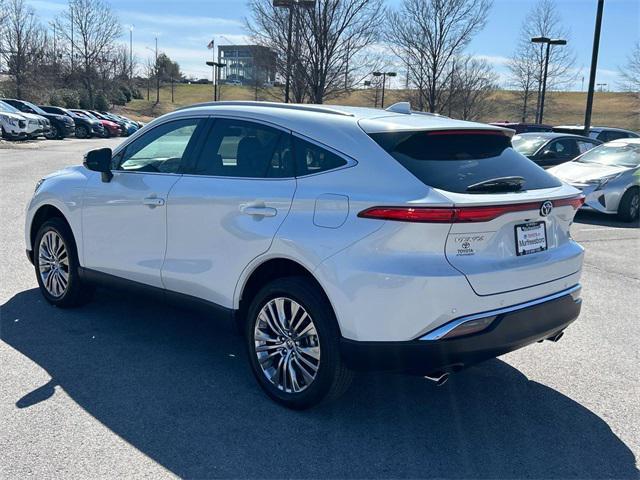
[369, 131, 561, 193]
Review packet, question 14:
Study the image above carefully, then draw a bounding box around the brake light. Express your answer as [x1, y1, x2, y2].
[425, 129, 511, 137]
[358, 195, 584, 223]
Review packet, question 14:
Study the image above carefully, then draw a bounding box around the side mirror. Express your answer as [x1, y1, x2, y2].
[84, 148, 113, 182]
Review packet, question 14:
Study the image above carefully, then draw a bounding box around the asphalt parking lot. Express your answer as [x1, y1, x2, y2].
[1, 137, 638, 479]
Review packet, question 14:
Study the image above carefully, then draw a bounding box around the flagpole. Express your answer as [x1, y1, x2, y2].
[212, 38, 216, 101]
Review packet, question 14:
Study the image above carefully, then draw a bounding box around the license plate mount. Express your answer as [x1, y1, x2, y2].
[515, 221, 547, 256]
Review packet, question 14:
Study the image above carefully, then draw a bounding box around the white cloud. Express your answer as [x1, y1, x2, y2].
[125, 12, 243, 29]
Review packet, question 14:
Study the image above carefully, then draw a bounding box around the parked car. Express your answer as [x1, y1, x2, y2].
[549, 138, 640, 222]
[100, 112, 140, 135]
[0, 101, 29, 140]
[25, 101, 584, 408]
[0, 99, 49, 139]
[512, 132, 602, 168]
[39, 106, 105, 139]
[2, 98, 74, 140]
[553, 125, 639, 143]
[87, 110, 128, 136]
[490, 122, 553, 134]
[70, 109, 120, 137]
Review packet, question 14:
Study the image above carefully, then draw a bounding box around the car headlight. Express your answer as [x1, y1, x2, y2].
[590, 173, 623, 191]
[34, 178, 46, 193]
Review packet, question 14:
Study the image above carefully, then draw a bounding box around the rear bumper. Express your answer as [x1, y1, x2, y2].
[340, 285, 581, 375]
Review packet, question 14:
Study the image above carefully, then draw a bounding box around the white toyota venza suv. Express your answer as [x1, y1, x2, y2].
[25, 102, 585, 408]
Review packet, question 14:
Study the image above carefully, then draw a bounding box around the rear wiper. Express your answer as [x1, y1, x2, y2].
[466, 176, 525, 192]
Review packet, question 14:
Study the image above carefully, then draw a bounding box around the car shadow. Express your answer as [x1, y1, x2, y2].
[1, 288, 637, 479]
[574, 210, 639, 228]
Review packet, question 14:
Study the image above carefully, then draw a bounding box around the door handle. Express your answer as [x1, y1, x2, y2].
[240, 203, 277, 217]
[143, 197, 165, 207]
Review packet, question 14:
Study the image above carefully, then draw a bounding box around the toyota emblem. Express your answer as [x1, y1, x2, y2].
[540, 201, 553, 217]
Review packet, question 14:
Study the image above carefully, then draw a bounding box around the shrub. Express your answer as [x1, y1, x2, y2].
[119, 85, 132, 103]
[62, 91, 80, 109]
[48, 91, 64, 107]
[131, 87, 143, 100]
[78, 91, 91, 109]
[94, 92, 110, 111]
[110, 89, 127, 106]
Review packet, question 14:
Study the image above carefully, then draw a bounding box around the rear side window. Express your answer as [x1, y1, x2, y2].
[293, 137, 347, 176]
[369, 131, 561, 193]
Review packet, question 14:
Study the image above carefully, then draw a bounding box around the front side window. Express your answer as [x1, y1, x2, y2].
[577, 140, 598, 154]
[118, 119, 200, 174]
[192, 119, 293, 178]
[548, 139, 578, 158]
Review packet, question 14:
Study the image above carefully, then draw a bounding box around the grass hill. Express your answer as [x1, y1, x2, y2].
[118, 83, 639, 132]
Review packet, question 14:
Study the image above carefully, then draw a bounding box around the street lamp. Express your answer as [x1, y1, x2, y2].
[531, 36, 567, 124]
[273, 0, 316, 103]
[372, 71, 396, 108]
[206, 61, 227, 100]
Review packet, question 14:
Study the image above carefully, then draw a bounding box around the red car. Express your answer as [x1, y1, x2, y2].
[70, 109, 121, 137]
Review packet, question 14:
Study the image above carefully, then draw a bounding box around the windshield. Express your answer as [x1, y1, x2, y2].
[21, 101, 48, 115]
[576, 143, 640, 168]
[0, 101, 21, 114]
[512, 135, 549, 156]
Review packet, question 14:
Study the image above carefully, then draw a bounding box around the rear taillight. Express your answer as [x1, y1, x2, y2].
[358, 195, 585, 223]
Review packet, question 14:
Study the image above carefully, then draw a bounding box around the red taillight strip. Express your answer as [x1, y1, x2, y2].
[358, 195, 585, 223]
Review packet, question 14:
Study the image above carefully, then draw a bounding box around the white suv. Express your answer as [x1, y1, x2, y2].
[25, 102, 584, 408]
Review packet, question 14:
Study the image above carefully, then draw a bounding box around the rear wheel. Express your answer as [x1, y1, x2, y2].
[618, 187, 639, 222]
[245, 277, 352, 409]
[34, 218, 94, 307]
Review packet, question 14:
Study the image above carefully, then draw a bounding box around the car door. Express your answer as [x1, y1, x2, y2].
[82, 117, 204, 287]
[162, 117, 296, 307]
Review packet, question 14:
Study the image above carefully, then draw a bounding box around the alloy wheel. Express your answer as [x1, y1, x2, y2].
[253, 297, 321, 393]
[38, 230, 70, 297]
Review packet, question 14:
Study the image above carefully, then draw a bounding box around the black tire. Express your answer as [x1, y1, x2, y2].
[617, 187, 639, 223]
[44, 124, 59, 140]
[34, 218, 94, 308]
[75, 125, 89, 139]
[245, 276, 353, 409]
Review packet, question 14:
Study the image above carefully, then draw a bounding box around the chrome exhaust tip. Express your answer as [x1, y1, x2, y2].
[547, 331, 564, 342]
[424, 372, 450, 387]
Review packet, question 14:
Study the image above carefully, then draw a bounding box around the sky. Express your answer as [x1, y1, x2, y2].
[29, 0, 640, 91]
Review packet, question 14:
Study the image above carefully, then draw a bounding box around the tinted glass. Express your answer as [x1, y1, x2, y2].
[576, 143, 640, 168]
[577, 140, 598, 154]
[118, 119, 200, 173]
[548, 139, 579, 158]
[369, 131, 561, 193]
[293, 137, 347, 175]
[193, 119, 293, 178]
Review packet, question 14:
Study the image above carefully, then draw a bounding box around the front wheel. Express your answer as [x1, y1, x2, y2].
[44, 124, 60, 140]
[245, 277, 352, 409]
[34, 218, 94, 307]
[75, 125, 89, 139]
[618, 187, 639, 222]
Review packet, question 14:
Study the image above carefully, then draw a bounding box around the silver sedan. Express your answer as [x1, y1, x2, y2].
[548, 138, 640, 222]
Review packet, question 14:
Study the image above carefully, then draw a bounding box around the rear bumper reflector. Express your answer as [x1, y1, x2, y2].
[358, 195, 585, 223]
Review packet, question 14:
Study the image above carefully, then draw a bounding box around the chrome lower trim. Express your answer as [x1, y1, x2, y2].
[419, 284, 582, 341]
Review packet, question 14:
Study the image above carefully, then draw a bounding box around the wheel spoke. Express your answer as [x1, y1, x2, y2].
[38, 230, 69, 298]
[253, 296, 320, 394]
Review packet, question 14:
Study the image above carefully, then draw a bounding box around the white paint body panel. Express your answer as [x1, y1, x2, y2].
[26, 102, 585, 344]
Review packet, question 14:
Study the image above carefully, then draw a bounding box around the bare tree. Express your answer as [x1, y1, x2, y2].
[448, 56, 497, 120]
[509, 0, 575, 122]
[0, 0, 46, 98]
[386, 0, 491, 113]
[247, 0, 384, 104]
[54, 0, 121, 107]
[618, 42, 640, 93]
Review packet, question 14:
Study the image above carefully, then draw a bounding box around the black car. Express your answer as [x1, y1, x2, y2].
[552, 125, 640, 143]
[2, 99, 75, 140]
[490, 122, 553, 134]
[39, 106, 105, 139]
[512, 132, 602, 168]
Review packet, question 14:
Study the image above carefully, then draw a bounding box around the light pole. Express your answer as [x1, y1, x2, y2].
[273, 0, 316, 103]
[129, 25, 134, 81]
[146, 38, 159, 104]
[584, 0, 605, 136]
[531, 36, 567, 124]
[372, 71, 396, 109]
[206, 61, 227, 100]
[597, 82, 608, 92]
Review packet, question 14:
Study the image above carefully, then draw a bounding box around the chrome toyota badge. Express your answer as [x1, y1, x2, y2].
[540, 201, 553, 216]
